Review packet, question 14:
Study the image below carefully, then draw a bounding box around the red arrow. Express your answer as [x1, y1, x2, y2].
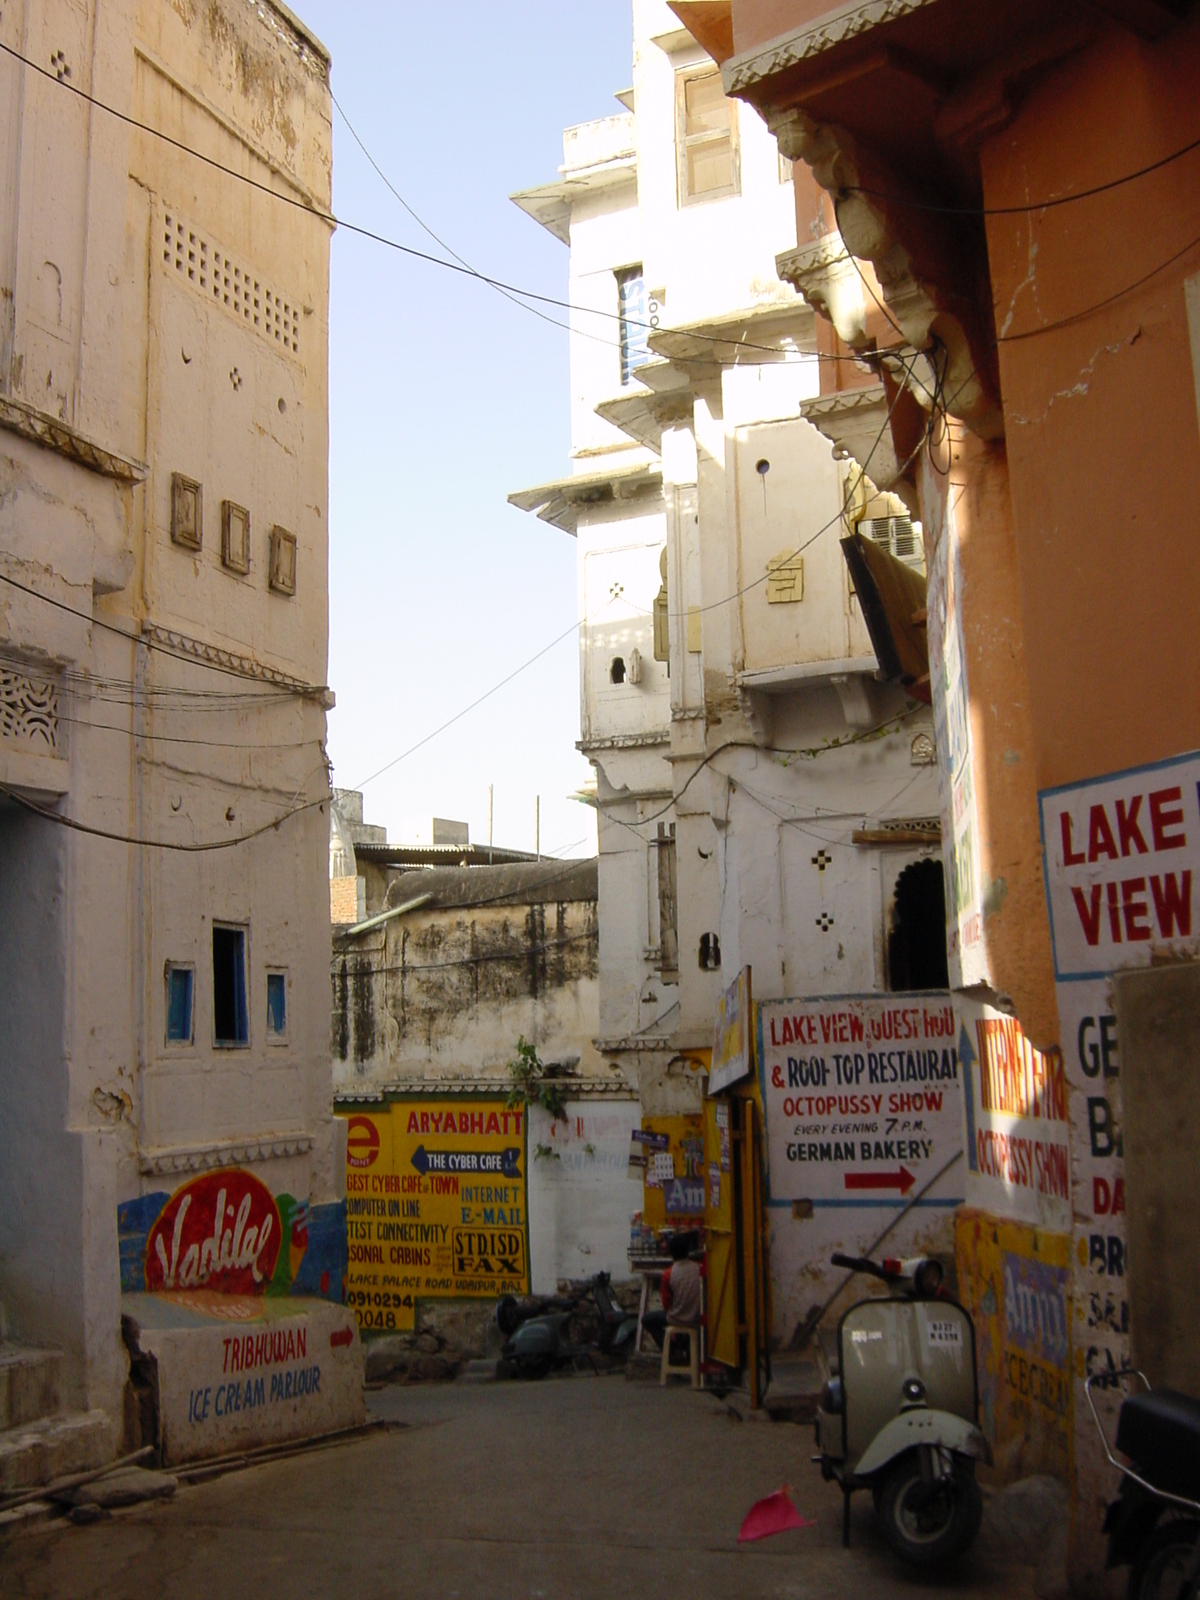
[845, 1166, 915, 1196]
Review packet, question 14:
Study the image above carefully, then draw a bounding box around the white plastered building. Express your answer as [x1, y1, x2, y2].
[513, 4, 947, 1336]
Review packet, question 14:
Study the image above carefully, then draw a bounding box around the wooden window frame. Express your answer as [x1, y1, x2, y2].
[675, 67, 740, 208]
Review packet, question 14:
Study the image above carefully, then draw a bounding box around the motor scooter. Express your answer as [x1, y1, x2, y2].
[1088, 1370, 1200, 1600]
[497, 1272, 638, 1379]
[812, 1251, 991, 1567]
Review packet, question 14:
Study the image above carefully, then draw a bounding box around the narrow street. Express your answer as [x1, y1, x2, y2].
[1, 1377, 1056, 1600]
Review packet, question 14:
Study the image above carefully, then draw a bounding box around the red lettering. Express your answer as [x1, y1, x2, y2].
[782, 1016, 795, 1046]
[1061, 811, 1085, 866]
[1072, 885, 1102, 946]
[1115, 796, 1149, 857]
[1112, 1178, 1126, 1216]
[1121, 878, 1152, 941]
[485, 1112, 501, 1135]
[1107, 881, 1122, 943]
[1149, 787, 1186, 851]
[420, 1113, 430, 1133]
[470, 1113, 483, 1134]
[1150, 871, 1193, 938]
[1088, 805, 1119, 863]
[1093, 1176, 1111, 1215]
[407, 1112, 420, 1134]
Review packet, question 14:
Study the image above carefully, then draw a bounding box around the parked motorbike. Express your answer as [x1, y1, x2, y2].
[1089, 1370, 1200, 1600]
[813, 1252, 991, 1567]
[497, 1272, 638, 1379]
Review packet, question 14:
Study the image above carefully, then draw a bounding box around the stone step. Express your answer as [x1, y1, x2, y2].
[0, 1345, 63, 1431]
[0, 1411, 111, 1496]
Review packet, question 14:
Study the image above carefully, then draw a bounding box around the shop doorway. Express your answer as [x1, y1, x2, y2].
[887, 857, 949, 991]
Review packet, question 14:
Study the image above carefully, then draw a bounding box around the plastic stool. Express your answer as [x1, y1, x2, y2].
[660, 1324, 700, 1388]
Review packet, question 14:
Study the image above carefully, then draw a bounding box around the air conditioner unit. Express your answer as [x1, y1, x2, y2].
[859, 515, 924, 570]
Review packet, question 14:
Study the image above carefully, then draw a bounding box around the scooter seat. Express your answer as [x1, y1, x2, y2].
[1116, 1390, 1200, 1502]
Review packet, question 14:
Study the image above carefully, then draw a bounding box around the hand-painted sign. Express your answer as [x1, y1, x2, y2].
[711, 967, 753, 1094]
[145, 1170, 282, 1295]
[1039, 751, 1200, 1530]
[336, 1098, 530, 1331]
[119, 1171, 347, 1304]
[958, 998, 1072, 1231]
[759, 994, 963, 1204]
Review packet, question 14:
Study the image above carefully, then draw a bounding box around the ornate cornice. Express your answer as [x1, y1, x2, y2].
[723, 0, 938, 94]
[138, 1132, 314, 1176]
[0, 396, 147, 483]
[143, 624, 333, 704]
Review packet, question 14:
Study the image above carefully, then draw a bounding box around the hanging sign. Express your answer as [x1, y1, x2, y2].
[711, 967, 753, 1094]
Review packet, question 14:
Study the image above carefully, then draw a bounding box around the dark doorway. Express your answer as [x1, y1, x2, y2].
[888, 858, 949, 991]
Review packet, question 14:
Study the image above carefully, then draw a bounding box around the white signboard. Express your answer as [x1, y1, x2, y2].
[1040, 751, 1200, 1545]
[759, 994, 964, 1204]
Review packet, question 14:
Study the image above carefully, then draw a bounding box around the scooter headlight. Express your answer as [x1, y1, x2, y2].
[901, 1377, 927, 1405]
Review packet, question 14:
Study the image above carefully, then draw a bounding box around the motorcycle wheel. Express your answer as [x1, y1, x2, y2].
[1127, 1519, 1200, 1600]
[877, 1453, 983, 1568]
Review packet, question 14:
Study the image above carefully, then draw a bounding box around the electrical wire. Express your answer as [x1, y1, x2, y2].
[0, 783, 325, 851]
[0, 570, 325, 697]
[844, 130, 1200, 219]
[997, 226, 1200, 343]
[0, 37, 918, 376]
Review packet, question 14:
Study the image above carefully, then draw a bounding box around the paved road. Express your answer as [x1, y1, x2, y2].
[1, 1376, 1049, 1600]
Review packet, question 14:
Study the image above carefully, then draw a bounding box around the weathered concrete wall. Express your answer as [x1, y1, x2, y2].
[331, 867, 601, 1094]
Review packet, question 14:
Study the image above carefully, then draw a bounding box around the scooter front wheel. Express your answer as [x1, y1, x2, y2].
[877, 1452, 982, 1568]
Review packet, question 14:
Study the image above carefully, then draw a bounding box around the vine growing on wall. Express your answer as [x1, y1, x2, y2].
[507, 1036, 569, 1126]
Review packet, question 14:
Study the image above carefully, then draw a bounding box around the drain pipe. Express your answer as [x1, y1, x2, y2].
[341, 892, 433, 939]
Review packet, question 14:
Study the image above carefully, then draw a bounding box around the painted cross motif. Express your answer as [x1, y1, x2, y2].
[609, 581, 625, 601]
[815, 912, 834, 932]
[811, 850, 832, 873]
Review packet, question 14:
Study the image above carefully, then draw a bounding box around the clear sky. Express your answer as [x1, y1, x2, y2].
[297, 1, 635, 857]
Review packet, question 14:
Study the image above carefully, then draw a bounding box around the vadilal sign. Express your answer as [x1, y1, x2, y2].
[336, 1098, 530, 1331]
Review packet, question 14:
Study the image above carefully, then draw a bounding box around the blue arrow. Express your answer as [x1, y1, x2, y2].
[409, 1146, 523, 1178]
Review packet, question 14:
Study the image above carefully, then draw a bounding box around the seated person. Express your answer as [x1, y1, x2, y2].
[642, 1231, 702, 1347]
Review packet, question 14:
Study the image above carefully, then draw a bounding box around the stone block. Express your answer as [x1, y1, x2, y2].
[416, 1303, 492, 1360]
[0, 1411, 112, 1494]
[122, 1293, 365, 1467]
[0, 1346, 62, 1431]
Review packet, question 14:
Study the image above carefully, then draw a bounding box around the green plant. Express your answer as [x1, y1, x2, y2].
[507, 1036, 569, 1124]
[533, 1143, 560, 1163]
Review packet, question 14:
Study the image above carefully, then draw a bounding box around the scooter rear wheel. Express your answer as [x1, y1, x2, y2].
[1127, 1518, 1200, 1600]
[877, 1452, 982, 1567]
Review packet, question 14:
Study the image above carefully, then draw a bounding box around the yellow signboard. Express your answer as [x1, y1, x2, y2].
[337, 1099, 530, 1332]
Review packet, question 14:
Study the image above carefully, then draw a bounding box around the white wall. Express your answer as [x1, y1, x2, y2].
[527, 1100, 643, 1292]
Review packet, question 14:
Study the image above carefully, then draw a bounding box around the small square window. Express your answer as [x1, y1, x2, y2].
[222, 501, 250, 575]
[213, 924, 248, 1046]
[266, 971, 287, 1039]
[165, 963, 194, 1044]
[269, 527, 297, 595]
[171, 473, 202, 550]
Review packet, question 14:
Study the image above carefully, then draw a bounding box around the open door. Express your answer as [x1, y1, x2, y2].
[703, 1096, 738, 1368]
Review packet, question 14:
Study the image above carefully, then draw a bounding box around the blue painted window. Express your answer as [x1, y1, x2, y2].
[213, 926, 248, 1045]
[266, 972, 286, 1038]
[617, 267, 650, 386]
[165, 965, 193, 1043]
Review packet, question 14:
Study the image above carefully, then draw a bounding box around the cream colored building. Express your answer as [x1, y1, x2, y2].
[513, 0, 953, 1341]
[0, 0, 354, 1472]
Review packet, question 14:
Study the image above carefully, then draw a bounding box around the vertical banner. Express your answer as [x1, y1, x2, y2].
[925, 472, 990, 988]
[711, 967, 753, 1094]
[1039, 751, 1200, 1554]
[338, 1098, 530, 1332]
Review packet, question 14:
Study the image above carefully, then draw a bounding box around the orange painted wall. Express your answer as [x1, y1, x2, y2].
[982, 15, 1200, 795]
[919, 434, 1058, 1047]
